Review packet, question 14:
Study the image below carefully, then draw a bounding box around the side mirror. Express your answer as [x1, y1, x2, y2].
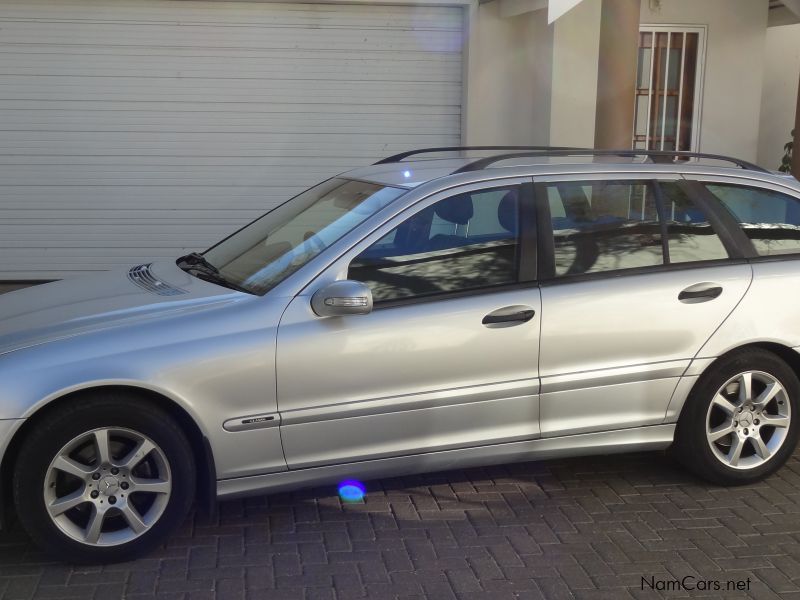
[311, 280, 373, 317]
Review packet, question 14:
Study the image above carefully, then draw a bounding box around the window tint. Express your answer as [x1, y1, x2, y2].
[349, 187, 521, 302]
[547, 181, 663, 276]
[660, 182, 728, 263]
[705, 183, 800, 256]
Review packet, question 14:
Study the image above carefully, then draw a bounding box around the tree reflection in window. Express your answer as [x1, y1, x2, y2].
[706, 184, 800, 257]
[349, 187, 521, 302]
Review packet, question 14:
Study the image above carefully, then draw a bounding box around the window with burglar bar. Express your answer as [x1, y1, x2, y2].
[634, 26, 706, 152]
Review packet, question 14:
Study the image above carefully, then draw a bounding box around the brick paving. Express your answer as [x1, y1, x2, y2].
[1, 449, 799, 599]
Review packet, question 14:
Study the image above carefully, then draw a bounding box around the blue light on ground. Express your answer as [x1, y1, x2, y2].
[403, 170, 412, 178]
[338, 480, 366, 503]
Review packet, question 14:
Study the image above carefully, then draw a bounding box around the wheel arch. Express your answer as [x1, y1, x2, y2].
[0, 384, 217, 528]
[673, 341, 800, 426]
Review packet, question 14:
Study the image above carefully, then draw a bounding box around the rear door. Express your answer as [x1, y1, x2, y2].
[535, 173, 752, 437]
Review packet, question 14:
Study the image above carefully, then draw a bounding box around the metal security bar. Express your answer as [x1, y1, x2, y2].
[634, 26, 706, 152]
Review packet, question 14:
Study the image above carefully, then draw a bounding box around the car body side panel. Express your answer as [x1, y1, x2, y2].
[218, 424, 676, 499]
[692, 260, 800, 357]
[538, 264, 752, 437]
[663, 260, 800, 421]
[0, 295, 290, 479]
[276, 288, 542, 469]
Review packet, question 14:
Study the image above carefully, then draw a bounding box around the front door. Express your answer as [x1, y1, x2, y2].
[276, 180, 542, 469]
[535, 174, 752, 437]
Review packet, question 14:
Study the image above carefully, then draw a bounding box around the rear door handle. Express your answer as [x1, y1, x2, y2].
[679, 283, 723, 303]
[482, 305, 536, 326]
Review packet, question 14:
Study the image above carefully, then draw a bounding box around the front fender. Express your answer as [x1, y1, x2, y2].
[0, 297, 289, 480]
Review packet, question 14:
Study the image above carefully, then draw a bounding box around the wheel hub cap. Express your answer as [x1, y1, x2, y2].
[100, 476, 120, 496]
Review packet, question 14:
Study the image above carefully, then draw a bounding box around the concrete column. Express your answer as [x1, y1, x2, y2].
[594, 0, 640, 149]
[549, 0, 602, 148]
[794, 72, 800, 179]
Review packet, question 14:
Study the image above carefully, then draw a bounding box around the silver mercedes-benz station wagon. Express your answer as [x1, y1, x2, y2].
[2, 147, 800, 562]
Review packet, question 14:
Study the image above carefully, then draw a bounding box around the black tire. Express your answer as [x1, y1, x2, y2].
[674, 348, 800, 485]
[12, 391, 195, 563]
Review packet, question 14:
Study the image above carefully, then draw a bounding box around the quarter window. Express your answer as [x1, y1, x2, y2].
[704, 183, 800, 257]
[349, 187, 521, 302]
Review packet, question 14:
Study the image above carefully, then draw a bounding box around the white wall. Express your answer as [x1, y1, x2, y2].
[465, 1, 552, 145]
[640, 0, 769, 162]
[757, 24, 800, 171]
[549, 0, 601, 147]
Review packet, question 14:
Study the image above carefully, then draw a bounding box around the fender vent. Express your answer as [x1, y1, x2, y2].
[127, 263, 188, 296]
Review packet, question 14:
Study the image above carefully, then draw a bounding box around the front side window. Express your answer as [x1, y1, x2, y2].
[349, 186, 521, 302]
[546, 180, 728, 277]
[704, 183, 800, 257]
[201, 179, 406, 295]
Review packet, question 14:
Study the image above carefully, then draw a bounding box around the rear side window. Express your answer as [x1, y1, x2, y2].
[704, 183, 800, 256]
[545, 180, 729, 277]
[547, 181, 662, 276]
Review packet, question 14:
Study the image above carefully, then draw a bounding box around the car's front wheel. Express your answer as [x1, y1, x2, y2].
[13, 392, 195, 563]
[675, 348, 800, 485]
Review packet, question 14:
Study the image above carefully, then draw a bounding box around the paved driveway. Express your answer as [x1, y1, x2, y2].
[0, 449, 799, 600]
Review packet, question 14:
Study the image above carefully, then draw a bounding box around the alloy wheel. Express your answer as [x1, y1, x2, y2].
[706, 370, 792, 470]
[43, 427, 172, 546]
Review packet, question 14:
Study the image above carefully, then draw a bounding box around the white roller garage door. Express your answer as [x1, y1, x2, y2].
[0, 0, 463, 281]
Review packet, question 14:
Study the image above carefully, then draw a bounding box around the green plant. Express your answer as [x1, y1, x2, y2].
[779, 129, 794, 174]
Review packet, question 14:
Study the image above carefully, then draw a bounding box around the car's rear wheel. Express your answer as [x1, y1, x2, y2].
[13, 392, 195, 563]
[675, 348, 800, 485]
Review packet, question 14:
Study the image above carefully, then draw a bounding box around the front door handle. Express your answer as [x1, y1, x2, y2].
[679, 283, 723, 303]
[482, 305, 536, 327]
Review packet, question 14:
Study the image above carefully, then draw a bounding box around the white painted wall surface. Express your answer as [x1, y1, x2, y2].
[464, 1, 552, 145]
[549, 0, 601, 147]
[640, 0, 769, 162]
[757, 23, 800, 171]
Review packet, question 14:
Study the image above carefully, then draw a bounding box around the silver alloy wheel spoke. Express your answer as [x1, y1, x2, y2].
[712, 394, 738, 417]
[727, 435, 744, 466]
[739, 372, 753, 404]
[44, 427, 171, 547]
[130, 477, 170, 494]
[47, 488, 87, 517]
[706, 370, 792, 471]
[752, 434, 771, 459]
[93, 429, 112, 466]
[708, 422, 735, 442]
[84, 507, 106, 544]
[52, 455, 94, 479]
[120, 503, 148, 534]
[117, 438, 156, 470]
[755, 382, 783, 409]
[761, 414, 790, 428]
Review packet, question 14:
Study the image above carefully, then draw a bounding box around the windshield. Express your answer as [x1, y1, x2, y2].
[199, 178, 407, 295]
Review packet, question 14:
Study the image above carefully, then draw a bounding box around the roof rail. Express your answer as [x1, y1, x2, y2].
[451, 148, 769, 173]
[373, 145, 583, 164]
